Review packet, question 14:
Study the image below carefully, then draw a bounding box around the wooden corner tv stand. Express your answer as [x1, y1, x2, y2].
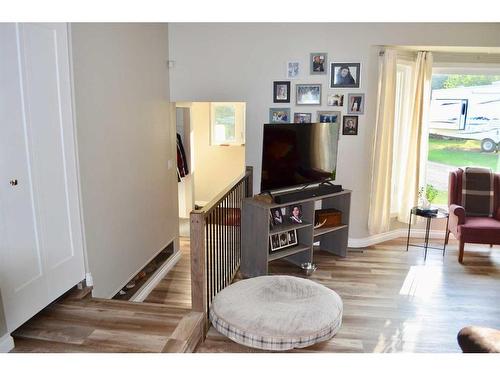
[241, 189, 351, 278]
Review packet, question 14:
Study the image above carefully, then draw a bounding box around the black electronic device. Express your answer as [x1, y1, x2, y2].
[260, 122, 340, 192]
[273, 184, 343, 204]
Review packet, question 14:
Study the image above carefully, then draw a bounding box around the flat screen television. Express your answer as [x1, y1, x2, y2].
[260, 122, 340, 192]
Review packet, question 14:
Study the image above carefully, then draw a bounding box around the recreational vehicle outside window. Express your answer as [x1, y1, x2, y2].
[426, 67, 500, 206]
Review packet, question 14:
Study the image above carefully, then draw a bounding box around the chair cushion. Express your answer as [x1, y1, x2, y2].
[209, 275, 343, 351]
[461, 167, 494, 217]
[458, 216, 500, 243]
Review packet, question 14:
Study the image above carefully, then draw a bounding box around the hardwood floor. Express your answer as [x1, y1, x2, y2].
[11, 237, 500, 353]
[144, 238, 192, 308]
[197, 239, 500, 353]
[11, 238, 198, 353]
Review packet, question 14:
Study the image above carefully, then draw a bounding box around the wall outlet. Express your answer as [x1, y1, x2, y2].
[167, 159, 173, 169]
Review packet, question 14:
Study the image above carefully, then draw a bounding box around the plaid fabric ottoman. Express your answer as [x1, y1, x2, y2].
[209, 275, 343, 351]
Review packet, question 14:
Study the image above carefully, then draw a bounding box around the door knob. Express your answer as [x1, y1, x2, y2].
[9, 179, 18, 186]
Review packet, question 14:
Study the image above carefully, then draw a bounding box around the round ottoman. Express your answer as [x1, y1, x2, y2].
[209, 275, 343, 351]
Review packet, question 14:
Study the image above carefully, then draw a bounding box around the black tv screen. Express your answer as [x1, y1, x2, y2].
[260, 122, 340, 192]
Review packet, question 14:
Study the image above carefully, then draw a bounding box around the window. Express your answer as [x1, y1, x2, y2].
[426, 69, 500, 206]
[210, 102, 245, 146]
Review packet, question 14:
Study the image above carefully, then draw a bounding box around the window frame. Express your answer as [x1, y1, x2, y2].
[209, 102, 246, 146]
[425, 64, 500, 208]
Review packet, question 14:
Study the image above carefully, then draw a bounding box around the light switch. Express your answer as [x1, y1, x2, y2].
[167, 159, 173, 169]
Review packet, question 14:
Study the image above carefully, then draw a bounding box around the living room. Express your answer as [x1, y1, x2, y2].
[1, 1, 499, 374]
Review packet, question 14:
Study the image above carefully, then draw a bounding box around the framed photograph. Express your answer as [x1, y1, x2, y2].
[269, 212, 274, 230]
[271, 207, 284, 226]
[269, 108, 290, 123]
[327, 93, 344, 107]
[330, 63, 360, 88]
[286, 204, 303, 224]
[317, 111, 341, 124]
[310, 53, 327, 75]
[342, 115, 358, 135]
[287, 230, 298, 246]
[287, 61, 299, 79]
[296, 84, 321, 105]
[294, 112, 312, 123]
[273, 81, 290, 103]
[347, 93, 365, 114]
[279, 232, 289, 247]
[269, 234, 280, 252]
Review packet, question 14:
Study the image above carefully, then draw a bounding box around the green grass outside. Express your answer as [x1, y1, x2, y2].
[428, 138, 500, 171]
[433, 189, 448, 205]
[428, 137, 500, 205]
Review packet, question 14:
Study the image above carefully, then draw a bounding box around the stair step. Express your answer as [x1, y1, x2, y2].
[163, 311, 205, 353]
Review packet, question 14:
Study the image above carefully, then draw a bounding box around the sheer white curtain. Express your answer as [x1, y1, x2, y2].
[368, 50, 433, 235]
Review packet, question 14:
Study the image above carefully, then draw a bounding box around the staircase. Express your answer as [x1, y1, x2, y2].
[11, 287, 204, 353]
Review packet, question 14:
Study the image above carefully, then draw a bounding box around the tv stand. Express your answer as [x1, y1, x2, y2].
[241, 189, 351, 278]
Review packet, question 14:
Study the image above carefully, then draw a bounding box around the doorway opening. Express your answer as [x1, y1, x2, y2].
[176, 102, 247, 237]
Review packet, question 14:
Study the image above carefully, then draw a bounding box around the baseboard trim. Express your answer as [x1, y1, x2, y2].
[348, 229, 446, 248]
[130, 250, 182, 302]
[0, 334, 15, 353]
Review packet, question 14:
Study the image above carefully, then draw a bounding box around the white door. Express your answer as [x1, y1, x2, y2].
[0, 23, 85, 332]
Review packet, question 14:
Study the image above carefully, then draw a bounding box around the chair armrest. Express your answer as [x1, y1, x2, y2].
[450, 204, 466, 225]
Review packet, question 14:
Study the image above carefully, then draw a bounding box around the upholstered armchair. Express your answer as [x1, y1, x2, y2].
[446, 169, 500, 263]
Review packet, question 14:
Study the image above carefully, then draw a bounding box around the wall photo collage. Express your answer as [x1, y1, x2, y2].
[271, 54, 365, 136]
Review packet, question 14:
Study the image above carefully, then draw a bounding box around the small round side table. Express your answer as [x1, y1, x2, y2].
[406, 206, 449, 260]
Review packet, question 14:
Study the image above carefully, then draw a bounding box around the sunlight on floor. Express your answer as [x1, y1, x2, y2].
[399, 265, 443, 301]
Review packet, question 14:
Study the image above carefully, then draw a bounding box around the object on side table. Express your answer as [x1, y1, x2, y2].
[415, 207, 438, 216]
[315, 208, 342, 228]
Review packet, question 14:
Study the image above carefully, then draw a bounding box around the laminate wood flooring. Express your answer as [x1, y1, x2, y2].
[197, 239, 500, 353]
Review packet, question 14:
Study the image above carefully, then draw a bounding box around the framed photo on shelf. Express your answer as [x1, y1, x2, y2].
[294, 112, 312, 123]
[310, 53, 327, 74]
[270, 234, 280, 251]
[296, 84, 321, 105]
[287, 61, 300, 79]
[286, 204, 303, 224]
[317, 110, 341, 124]
[273, 81, 291, 103]
[342, 115, 358, 135]
[327, 93, 344, 107]
[279, 232, 288, 247]
[287, 229, 298, 246]
[269, 108, 290, 123]
[347, 93, 365, 114]
[330, 62, 360, 88]
[271, 207, 284, 226]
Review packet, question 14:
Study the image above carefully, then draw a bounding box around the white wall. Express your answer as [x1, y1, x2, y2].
[168, 23, 500, 239]
[190, 102, 246, 204]
[71, 23, 178, 297]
